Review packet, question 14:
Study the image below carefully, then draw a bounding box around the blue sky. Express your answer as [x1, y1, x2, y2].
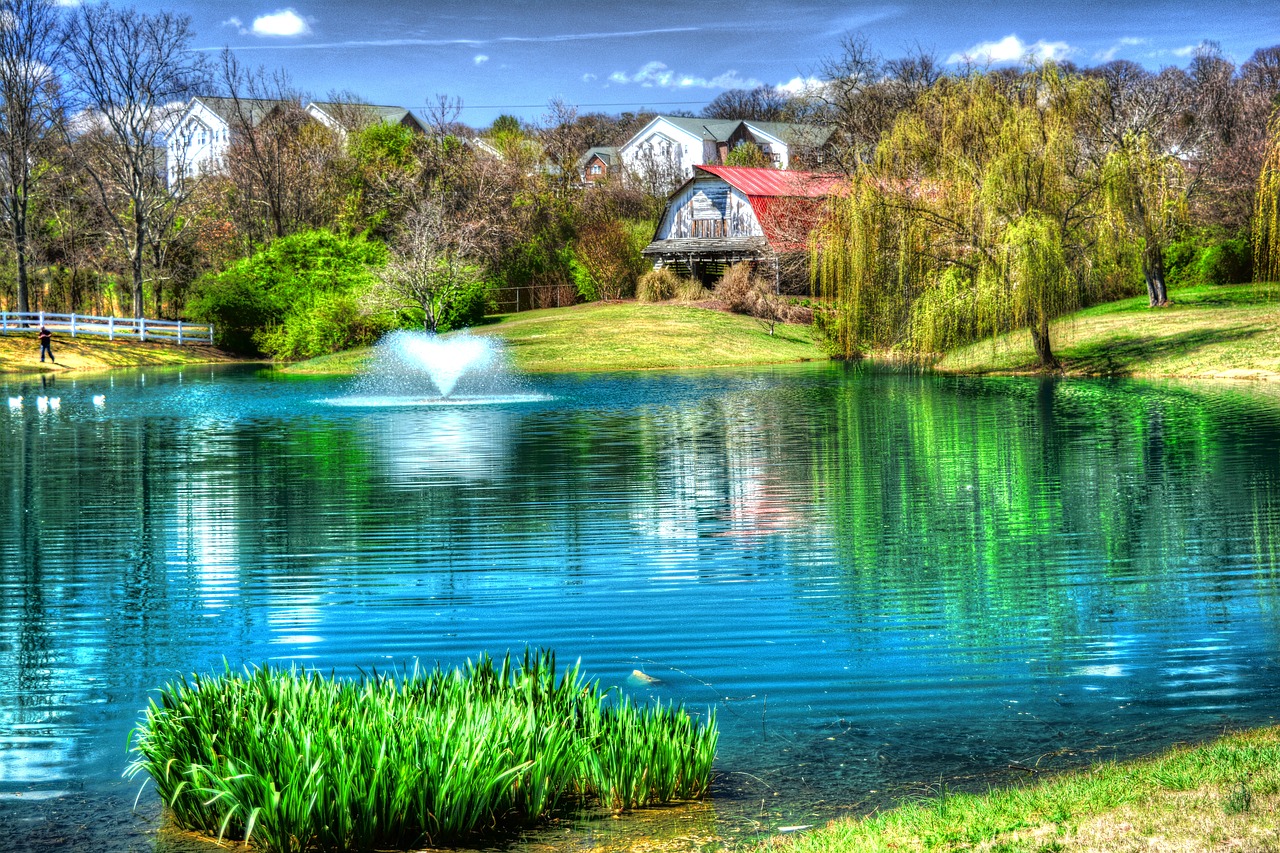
[145, 0, 1280, 127]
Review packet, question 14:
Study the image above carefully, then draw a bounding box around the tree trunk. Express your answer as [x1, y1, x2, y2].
[1030, 316, 1059, 370]
[1145, 242, 1169, 306]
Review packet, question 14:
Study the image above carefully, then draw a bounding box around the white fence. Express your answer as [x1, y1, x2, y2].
[0, 312, 214, 345]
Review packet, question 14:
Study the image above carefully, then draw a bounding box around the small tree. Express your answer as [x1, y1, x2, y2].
[377, 203, 489, 333]
[723, 140, 772, 168]
[1255, 109, 1280, 283]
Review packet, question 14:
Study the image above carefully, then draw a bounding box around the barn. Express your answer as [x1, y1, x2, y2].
[641, 165, 842, 292]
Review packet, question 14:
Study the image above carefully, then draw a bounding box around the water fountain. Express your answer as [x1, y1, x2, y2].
[326, 329, 546, 408]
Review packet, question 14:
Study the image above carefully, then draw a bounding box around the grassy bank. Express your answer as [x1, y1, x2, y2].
[937, 282, 1280, 379]
[287, 302, 827, 375]
[129, 650, 717, 853]
[767, 726, 1280, 852]
[0, 330, 246, 374]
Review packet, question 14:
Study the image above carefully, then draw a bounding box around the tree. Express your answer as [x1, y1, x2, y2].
[701, 86, 791, 121]
[1254, 109, 1280, 283]
[62, 3, 206, 318]
[375, 201, 488, 333]
[817, 66, 1121, 368]
[0, 0, 64, 315]
[216, 50, 341, 243]
[723, 140, 771, 168]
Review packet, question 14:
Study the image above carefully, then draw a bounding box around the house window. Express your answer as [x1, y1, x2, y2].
[590, 164, 601, 175]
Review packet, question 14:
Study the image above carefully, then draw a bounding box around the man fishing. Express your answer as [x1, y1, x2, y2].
[38, 325, 54, 363]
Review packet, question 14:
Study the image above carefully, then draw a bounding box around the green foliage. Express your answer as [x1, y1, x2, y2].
[723, 140, 771, 168]
[256, 289, 392, 360]
[127, 649, 718, 853]
[1199, 235, 1253, 285]
[187, 230, 388, 356]
[572, 218, 648, 300]
[815, 66, 1128, 365]
[1254, 110, 1280, 283]
[489, 114, 521, 137]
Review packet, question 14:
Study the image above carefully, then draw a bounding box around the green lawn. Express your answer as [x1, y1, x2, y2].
[765, 726, 1280, 853]
[288, 302, 827, 375]
[937, 283, 1280, 379]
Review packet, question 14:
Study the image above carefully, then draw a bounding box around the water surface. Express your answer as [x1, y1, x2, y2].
[2, 362, 1279, 851]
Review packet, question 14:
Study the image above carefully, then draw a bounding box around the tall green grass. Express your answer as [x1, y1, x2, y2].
[127, 649, 717, 853]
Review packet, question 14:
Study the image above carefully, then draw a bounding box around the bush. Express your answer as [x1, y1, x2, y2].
[636, 267, 680, 302]
[188, 230, 388, 356]
[256, 289, 392, 360]
[1198, 236, 1252, 285]
[715, 262, 761, 313]
[675, 277, 709, 301]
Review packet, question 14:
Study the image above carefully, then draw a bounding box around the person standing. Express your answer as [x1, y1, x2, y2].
[38, 325, 54, 363]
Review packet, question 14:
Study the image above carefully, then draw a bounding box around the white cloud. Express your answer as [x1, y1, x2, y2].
[608, 61, 762, 90]
[222, 16, 248, 35]
[582, 72, 598, 82]
[252, 9, 310, 38]
[777, 76, 824, 96]
[1094, 36, 1146, 61]
[947, 34, 1072, 66]
[473, 54, 489, 65]
[1172, 43, 1202, 58]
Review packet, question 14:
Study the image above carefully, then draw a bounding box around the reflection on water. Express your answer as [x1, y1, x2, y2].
[2, 363, 1280, 851]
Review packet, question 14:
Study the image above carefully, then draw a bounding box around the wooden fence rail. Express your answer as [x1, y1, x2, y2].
[0, 312, 214, 346]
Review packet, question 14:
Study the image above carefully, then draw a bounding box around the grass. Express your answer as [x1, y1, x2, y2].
[936, 282, 1280, 379]
[0, 329, 247, 374]
[285, 302, 827, 376]
[763, 726, 1280, 853]
[127, 649, 717, 853]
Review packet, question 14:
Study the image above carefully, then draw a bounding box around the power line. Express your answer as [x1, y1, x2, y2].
[456, 99, 710, 110]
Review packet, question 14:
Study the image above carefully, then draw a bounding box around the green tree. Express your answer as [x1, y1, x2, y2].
[817, 66, 1124, 367]
[1254, 109, 1280, 283]
[187, 229, 388, 354]
[723, 140, 771, 168]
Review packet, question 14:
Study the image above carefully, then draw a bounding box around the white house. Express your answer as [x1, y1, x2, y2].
[166, 97, 424, 187]
[617, 116, 832, 185]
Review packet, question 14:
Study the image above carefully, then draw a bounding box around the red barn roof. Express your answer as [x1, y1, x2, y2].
[690, 166, 844, 253]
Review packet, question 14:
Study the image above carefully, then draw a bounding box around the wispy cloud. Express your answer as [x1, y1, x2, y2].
[253, 9, 311, 37]
[776, 76, 824, 95]
[1094, 36, 1146, 62]
[200, 25, 701, 52]
[608, 61, 761, 90]
[473, 54, 489, 65]
[947, 34, 1072, 65]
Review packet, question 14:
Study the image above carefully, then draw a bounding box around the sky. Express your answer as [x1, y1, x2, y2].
[131, 0, 1280, 128]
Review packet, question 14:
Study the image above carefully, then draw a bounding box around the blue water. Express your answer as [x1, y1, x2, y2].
[2, 362, 1279, 851]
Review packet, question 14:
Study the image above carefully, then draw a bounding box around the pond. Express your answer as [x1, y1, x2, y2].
[2, 361, 1280, 852]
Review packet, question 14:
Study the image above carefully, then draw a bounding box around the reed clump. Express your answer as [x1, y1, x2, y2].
[127, 649, 717, 853]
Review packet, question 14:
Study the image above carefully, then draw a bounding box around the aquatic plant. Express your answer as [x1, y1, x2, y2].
[127, 649, 717, 853]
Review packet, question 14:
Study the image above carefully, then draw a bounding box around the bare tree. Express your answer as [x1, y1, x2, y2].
[702, 86, 791, 121]
[216, 50, 339, 242]
[62, 3, 205, 318]
[0, 0, 65, 314]
[374, 200, 483, 333]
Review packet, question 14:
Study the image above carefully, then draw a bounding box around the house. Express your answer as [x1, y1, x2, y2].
[165, 96, 423, 186]
[165, 96, 280, 186]
[617, 116, 832, 186]
[642, 165, 843, 291]
[577, 146, 619, 184]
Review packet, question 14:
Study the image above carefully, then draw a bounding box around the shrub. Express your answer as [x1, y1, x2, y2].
[128, 650, 718, 853]
[188, 230, 388, 356]
[256, 289, 393, 360]
[1198, 235, 1252, 285]
[715, 262, 762, 313]
[675, 277, 709, 301]
[636, 267, 680, 302]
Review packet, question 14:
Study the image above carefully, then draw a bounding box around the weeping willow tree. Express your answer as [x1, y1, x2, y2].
[1102, 130, 1187, 306]
[1255, 110, 1280, 284]
[816, 65, 1124, 367]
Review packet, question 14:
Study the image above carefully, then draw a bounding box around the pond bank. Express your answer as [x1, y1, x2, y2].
[764, 724, 1280, 852]
[0, 331, 250, 374]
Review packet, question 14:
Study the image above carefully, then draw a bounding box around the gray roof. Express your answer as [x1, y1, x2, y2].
[577, 146, 619, 169]
[647, 116, 832, 147]
[642, 236, 772, 260]
[193, 96, 293, 128]
[309, 102, 426, 130]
